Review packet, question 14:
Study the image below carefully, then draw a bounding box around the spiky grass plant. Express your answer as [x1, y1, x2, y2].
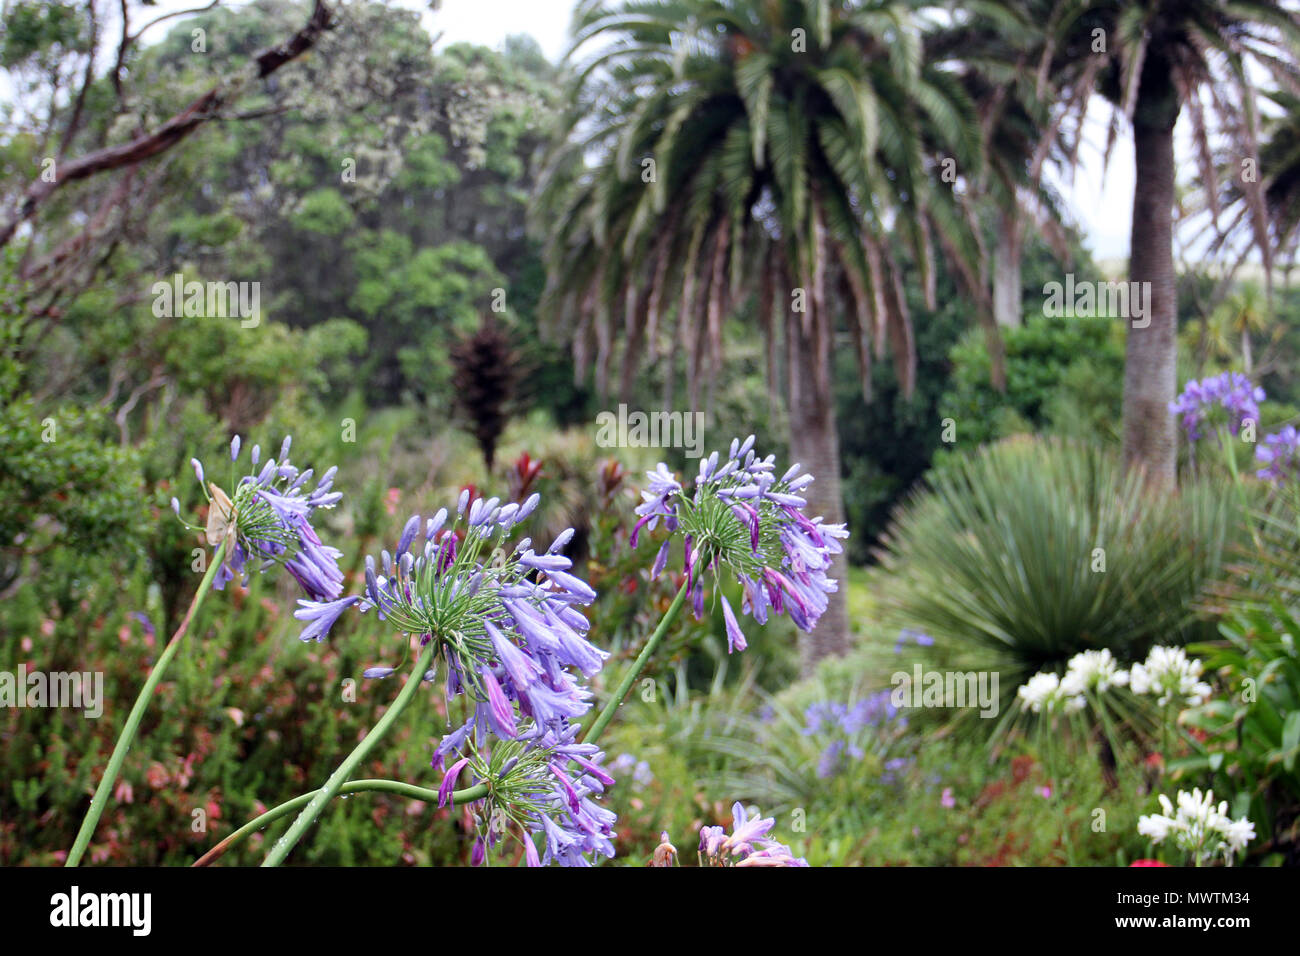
[876, 436, 1246, 710]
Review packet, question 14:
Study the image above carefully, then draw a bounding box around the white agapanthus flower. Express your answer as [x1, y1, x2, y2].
[1016, 671, 1085, 715]
[1137, 788, 1255, 865]
[1060, 649, 1130, 696]
[1129, 646, 1213, 707]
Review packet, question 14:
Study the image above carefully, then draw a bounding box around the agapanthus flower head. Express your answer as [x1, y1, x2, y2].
[1255, 425, 1300, 484]
[175, 434, 345, 602]
[1168, 372, 1263, 441]
[1129, 646, 1212, 707]
[323, 489, 614, 866]
[800, 693, 900, 778]
[697, 801, 808, 867]
[633, 436, 846, 653]
[1016, 671, 1085, 715]
[440, 721, 618, 868]
[325, 492, 604, 741]
[1059, 649, 1130, 696]
[1138, 788, 1254, 865]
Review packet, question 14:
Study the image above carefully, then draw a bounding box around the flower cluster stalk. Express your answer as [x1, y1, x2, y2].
[67, 540, 227, 867]
[582, 580, 689, 746]
[262, 639, 437, 866]
[194, 778, 489, 866]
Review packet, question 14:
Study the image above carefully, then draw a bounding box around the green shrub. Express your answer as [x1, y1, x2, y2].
[876, 437, 1246, 706]
[938, 314, 1124, 455]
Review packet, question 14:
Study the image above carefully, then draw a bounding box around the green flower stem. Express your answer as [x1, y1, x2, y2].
[582, 578, 690, 747]
[1219, 427, 1263, 551]
[261, 638, 438, 867]
[193, 778, 489, 866]
[66, 539, 227, 868]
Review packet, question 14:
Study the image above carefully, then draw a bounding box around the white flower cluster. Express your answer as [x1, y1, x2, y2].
[1016, 671, 1085, 714]
[1137, 788, 1255, 865]
[1016, 645, 1213, 716]
[1060, 649, 1129, 696]
[1129, 646, 1212, 707]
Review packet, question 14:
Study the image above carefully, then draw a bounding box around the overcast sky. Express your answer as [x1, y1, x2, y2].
[127, 0, 1137, 259]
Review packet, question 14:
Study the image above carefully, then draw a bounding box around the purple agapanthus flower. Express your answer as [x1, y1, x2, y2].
[893, 628, 934, 654]
[180, 435, 345, 603]
[439, 721, 618, 868]
[698, 801, 808, 867]
[1169, 372, 1264, 441]
[1256, 425, 1300, 484]
[346, 491, 604, 745]
[336, 489, 615, 867]
[634, 436, 846, 653]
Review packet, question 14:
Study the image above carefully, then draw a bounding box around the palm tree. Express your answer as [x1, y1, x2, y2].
[536, 0, 987, 667]
[1255, 89, 1300, 278]
[1070, 0, 1300, 487]
[927, 0, 1083, 329]
[1194, 85, 1300, 283]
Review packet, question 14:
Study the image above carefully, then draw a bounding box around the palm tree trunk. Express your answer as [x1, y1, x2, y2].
[1122, 68, 1180, 490]
[993, 206, 1023, 328]
[786, 304, 849, 672]
[1241, 329, 1253, 375]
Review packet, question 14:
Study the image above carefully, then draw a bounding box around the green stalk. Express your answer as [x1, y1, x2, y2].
[582, 579, 690, 747]
[262, 639, 438, 866]
[194, 778, 489, 866]
[1219, 427, 1262, 551]
[67, 539, 227, 867]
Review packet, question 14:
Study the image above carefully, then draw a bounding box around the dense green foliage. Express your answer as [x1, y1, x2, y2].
[3, 0, 1300, 868]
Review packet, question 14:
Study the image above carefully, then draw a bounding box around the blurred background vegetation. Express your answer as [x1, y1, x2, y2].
[3, 0, 1300, 866]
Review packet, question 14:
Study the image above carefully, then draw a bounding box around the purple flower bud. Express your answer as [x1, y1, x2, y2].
[170, 497, 181, 516]
[230, 436, 241, 461]
[439, 756, 470, 808]
[546, 570, 597, 603]
[630, 514, 653, 548]
[520, 550, 572, 571]
[720, 593, 747, 653]
[651, 540, 670, 579]
[516, 492, 540, 521]
[191, 458, 204, 483]
[397, 514, 420, 557]
[481, 668, 518, 738]
[363, 666, 395, 679]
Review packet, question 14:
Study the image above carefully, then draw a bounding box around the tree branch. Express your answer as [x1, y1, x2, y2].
[0, 0, 334, 249]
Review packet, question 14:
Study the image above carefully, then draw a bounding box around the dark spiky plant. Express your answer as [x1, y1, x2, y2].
[536, 0, 996, 667]
[449, 317, 518, 470]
